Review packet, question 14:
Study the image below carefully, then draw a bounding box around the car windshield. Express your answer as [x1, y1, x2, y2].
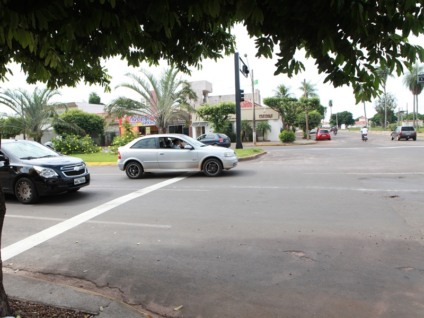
[319, 130, 329, 133]
[402, 127, 415, 131]
[2, 141, 59, 159]
[184, 135, 208, 147]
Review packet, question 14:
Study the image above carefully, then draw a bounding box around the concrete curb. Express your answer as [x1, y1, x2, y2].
[4, 272, 150, 318]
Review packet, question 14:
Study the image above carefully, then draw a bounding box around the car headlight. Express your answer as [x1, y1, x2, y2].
[33, 166, 58, 178]
[224, 151, 235, 157]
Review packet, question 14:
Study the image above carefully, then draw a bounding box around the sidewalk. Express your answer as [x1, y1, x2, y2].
[4, 272, 153, 318]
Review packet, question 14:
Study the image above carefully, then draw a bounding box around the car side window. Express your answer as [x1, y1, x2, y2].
[0, 151, 7, 167]
[131, 138, 157, 149]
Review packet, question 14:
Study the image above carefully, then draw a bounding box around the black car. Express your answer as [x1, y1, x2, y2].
[197, 133, 231, 148]
[0, 139, 90, 204]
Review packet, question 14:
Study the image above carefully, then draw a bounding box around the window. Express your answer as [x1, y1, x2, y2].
[131, 138, 157, 149]
[402, 127, 415, 131]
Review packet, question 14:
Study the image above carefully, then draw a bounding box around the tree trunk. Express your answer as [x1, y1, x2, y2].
[0, 185, 12, 316]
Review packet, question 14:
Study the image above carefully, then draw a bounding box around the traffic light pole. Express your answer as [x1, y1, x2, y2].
[234, 52, 243, 149]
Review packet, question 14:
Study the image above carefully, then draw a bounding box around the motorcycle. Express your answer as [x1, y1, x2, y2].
[362, 133, 368, 141]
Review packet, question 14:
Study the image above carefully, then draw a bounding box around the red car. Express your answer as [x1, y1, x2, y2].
[315, 129, 331, 141]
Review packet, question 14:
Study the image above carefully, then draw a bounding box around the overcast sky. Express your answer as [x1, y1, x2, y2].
[1, 24, 421, 121]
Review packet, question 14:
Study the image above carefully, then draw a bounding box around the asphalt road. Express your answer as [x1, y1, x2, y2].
[3, 130, 424, 318]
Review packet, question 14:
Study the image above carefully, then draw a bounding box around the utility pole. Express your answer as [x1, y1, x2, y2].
[244, 54, 256, 145]
[234, 52, 243, 149]
[303, 79, 309, 139]
[251, 70, 256, 146]
[234, 53, 249, 149]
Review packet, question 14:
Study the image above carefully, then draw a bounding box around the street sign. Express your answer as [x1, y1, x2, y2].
[418, 73, 424, 83]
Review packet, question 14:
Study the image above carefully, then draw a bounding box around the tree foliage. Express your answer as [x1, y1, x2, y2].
[197, 102, 236, 132]
[330, 111, 355, 127]
[300, 97, 326, 117]
[263, 96, 299, 130]
[53, 109, 105, 137]
[403, 63, 424, 127]
[107, 66, 197, 133]
[0, 1, 423, 101]
[0, 87, 61, 142]
[296, 110, 322, 133]
[256, 121, 271, 139]
[0, 116, 24, 138]
[88, 92, 101, 104]
[241, 120, 252, 141]
[373, 93, 398, 126]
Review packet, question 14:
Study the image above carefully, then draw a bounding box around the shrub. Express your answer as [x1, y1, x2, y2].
[52, 134, 101, 154]
[109, 133, 137, 153]
[279, 130, 296, 143]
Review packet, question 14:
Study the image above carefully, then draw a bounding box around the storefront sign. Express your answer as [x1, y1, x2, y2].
[259, 114, 273, 119]
[126, 115, 156, 126]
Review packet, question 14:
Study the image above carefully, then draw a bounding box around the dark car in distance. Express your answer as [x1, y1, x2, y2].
[391, 126, 417, 141]
[0, 139, 90, 204]
[197, 133, 231, 148]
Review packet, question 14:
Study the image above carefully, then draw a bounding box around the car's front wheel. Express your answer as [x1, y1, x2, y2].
[203, 158, 222, 177]
[125, 161, 144, 179]
[15, 177, 39, 204]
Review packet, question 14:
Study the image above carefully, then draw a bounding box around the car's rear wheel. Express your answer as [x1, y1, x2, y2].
[203, 158, 223, 177]
[125, 161, 144, 179]
[15, 177, 39, 204]
[413, 137, 417, 141]
[397, 136, 401, 141]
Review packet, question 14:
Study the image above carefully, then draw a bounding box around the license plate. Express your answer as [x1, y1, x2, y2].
[74, 177, 86, 185]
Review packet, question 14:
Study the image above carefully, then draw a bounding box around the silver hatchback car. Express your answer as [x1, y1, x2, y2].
[117, 134, 238, 178]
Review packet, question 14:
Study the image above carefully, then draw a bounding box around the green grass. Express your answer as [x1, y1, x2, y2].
[235, 148, 263, 158]
[73, 151, 117, 163]
[71, 148, 264, 162]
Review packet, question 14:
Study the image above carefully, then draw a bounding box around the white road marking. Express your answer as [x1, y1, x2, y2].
[1, 176, 186, 261]
[5, 215, 171, 229]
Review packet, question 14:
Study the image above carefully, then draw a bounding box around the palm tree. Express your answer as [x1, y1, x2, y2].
[376, 66, 393, 128]
[109, 66, 197, 133]
[274, 84, 292, 98]
[299, 79, 318, 139]
[403, 63, 424, 128]
[0, 87, 61, 142]
[256, 121, 271, 140]
[299, 79, 317, 98]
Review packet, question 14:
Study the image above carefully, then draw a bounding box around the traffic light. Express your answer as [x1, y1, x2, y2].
[242, 64, 249, 76]
[240, 89, 245, 102]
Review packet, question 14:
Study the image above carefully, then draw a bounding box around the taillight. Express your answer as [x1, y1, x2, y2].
[219, 138, 223, 142]
[118, 151, 121, 159]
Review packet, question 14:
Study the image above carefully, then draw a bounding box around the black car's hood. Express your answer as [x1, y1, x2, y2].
[20, 155, 84, 167]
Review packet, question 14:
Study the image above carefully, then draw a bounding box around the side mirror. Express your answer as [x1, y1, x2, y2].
[184, 145, 194, 150]
[0, 154, 10, 166]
